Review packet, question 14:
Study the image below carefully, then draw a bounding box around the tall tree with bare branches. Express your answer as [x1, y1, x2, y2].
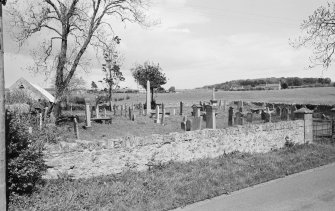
[8, 0, 150, 118]
[292, 2, 335, 69]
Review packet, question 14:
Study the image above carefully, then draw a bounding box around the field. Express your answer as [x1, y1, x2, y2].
[105, 87, 335, 107]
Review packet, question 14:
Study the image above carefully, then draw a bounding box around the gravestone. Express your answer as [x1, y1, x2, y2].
[281, 107, 289, 121]
[104, 108, 107, 117]
[237, 100, 243, 112]
[205, 105, 217, 129]
[246, 112, 253, 123]
[120, 105, 123, 116]
[228, 107, 234, 126]
[161, 103, 165, 124]
[139, 103, 143, 116]
[181, 116, 187, 131]
[180, 101, 184, 115]
[173, 109, 176, 116]
[95, 105, 100, 118]
[186, 119, 192, 131]
[291, 105, 297, 120]
[192, 116, 202, 130]
[210, 88, 218, 106]
[261, 110, 266, 121]
[276, 107, 281, 116]
[74, 117, 79, 139]
[154, 105, 160, 124]
[223, 100, 227, 111]
[85, 103, 91, 128]
[218, 100, 222, 110]
[235, 112, 243, 125]
[129, 107, 132, 120]
[146, 80, 151, 115]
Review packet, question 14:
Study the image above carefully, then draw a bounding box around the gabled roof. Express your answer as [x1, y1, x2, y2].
[9, 77, 55, 103]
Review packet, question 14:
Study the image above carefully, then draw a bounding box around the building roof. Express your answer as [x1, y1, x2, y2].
[9, 77, 55, 103]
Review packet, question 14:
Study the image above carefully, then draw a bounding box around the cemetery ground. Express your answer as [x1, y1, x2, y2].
[8, 87, 335, 210]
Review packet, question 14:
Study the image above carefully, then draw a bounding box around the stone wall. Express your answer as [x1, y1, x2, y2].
[45, 120, 304, 179]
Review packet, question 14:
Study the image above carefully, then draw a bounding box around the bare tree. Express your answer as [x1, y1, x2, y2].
[291, 2, 335, 69]
[8, 0, 150, 118]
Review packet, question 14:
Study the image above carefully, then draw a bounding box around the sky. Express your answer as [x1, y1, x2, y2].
[3, 0, 335, 89]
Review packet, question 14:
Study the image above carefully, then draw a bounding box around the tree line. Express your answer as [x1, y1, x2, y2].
[203, 77, 332, 90]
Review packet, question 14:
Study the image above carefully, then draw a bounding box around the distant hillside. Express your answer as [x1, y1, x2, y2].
[202, 77, 332, 91]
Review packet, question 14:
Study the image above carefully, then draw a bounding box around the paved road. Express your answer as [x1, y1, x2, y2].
[173, 163, 335, 211]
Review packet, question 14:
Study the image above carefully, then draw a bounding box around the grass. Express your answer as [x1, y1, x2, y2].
[9, 142, 335, 211]
[93, 87, 335, 106]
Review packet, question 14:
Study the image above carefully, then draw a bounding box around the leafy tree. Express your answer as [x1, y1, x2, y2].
[281, 82, 288, 89]
[91, 81, 98, 90]
[131, 61, 167, 103]
[8, 0, 149, 118]
[168, 86, 176, 93]
[292, 2, 335, 69]
[99, 37, 124, 106]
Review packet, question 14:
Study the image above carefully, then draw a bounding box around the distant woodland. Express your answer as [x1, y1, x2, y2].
[202, 77, 333, 91]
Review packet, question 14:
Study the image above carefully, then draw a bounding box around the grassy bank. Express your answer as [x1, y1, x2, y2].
[9, 143, 335, 211]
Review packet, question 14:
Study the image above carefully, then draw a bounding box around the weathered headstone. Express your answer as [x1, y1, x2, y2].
[218, 100, 222, 110]
[70, 103, 73, 113]
[120, 105, 123, 116]
[146, 80, 151, 115]
[210, 88, 218, 106]
[85, 103, 91, 128]
[237, 100, 243, 112]
[281, 107, 289, 121]
[235, 112, 243, 125]
[246, 112, 253, 123]
[276, 106, 281, 116]
[192, 116, 202, 131]
[154, 105, 160, 124]
[95, 105, 100, 118]
[173, 109, 176, 116]
[205, 105, 216, 129]
[291, 105, 297, 120]
[139, 103, 143, 116]
[186, 119, 192, 131]
[161, 104, 165, 124]
[74, 117, 79, 139]
[228, 107, 234, 126]
[129, 107, 132, 120]
[180, 101, 184, 115]
[181, 116, 187, 131]
[223, 100, 227, 111]
[104, 108, 107, 117]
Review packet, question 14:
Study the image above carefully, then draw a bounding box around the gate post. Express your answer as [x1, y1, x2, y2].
[331, 108, 335, 139]
[294, 108, 313, 143]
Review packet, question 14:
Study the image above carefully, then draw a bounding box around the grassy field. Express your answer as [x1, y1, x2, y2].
[9, 142, 335, 211]
[108, 87, 335, 107]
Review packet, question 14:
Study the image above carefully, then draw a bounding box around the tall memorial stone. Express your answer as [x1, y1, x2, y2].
[146, 80, 151, 115]
[85, 103, 91, 128]
[205, 105, 217, 129]
[154, 105, 160, 124]
[180, 101, 184, 116]
[228, 107, 234, 126]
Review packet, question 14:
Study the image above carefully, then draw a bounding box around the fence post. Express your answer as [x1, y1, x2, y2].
[294, 108, 313, 143]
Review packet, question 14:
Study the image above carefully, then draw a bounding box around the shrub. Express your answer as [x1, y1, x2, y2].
[6, 112, 47, 196]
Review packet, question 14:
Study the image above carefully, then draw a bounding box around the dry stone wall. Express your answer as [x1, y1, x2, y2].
[44, 120, 304, 179]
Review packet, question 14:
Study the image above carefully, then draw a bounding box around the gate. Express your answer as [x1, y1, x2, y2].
[313, 119, 333, 142]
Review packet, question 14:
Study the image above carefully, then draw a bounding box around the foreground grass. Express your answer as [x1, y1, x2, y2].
[10, 143, 335, 211]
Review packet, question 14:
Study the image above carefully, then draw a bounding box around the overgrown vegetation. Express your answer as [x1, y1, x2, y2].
[9, 143, 335, 211]
[6, 112, 47, 196]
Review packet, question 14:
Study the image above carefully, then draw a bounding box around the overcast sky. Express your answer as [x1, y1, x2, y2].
[3, 0, 334, 89]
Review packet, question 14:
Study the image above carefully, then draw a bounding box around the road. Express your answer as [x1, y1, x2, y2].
[173, 163, 335, 211]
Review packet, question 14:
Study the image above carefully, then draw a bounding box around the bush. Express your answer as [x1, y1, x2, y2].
[69, 96, 86, 105]
[6, 112, 47, 196]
